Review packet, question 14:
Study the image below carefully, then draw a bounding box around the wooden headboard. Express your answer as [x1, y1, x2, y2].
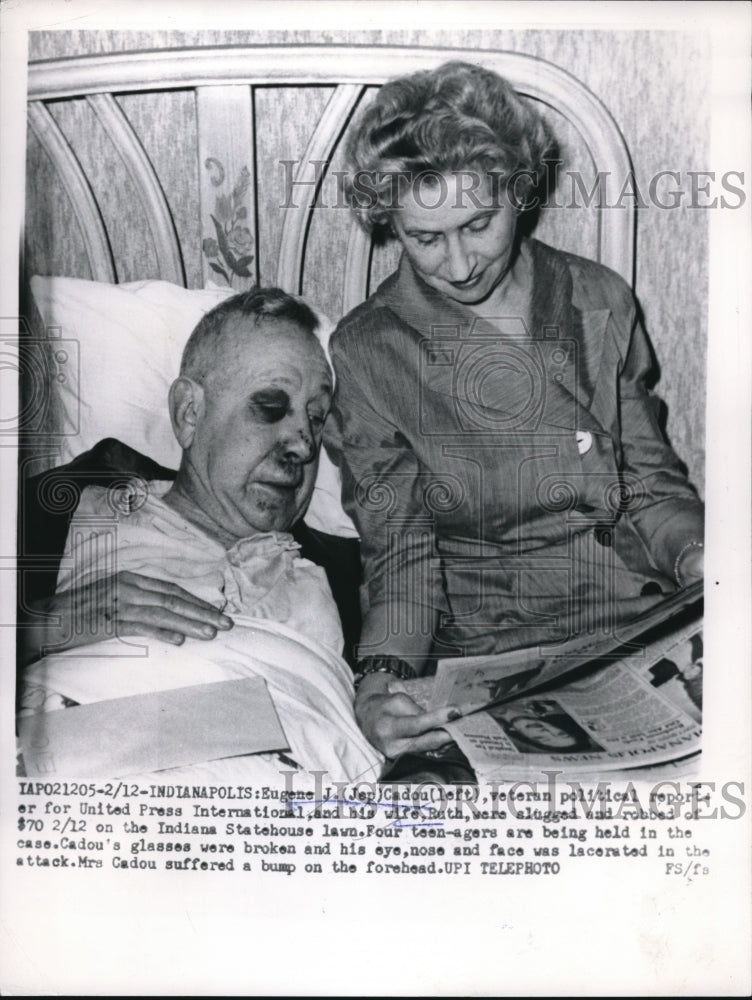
[25, 44, 634, 322]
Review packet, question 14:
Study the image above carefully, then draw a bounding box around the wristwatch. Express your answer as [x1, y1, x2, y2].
[352, 655, 417, 690]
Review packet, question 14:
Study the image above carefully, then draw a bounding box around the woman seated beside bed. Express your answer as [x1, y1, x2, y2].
[20, 288, 449, 783]
[323, 61, 705, 760]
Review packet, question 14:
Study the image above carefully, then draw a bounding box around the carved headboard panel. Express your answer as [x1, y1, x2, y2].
[26, 44, 634, 322]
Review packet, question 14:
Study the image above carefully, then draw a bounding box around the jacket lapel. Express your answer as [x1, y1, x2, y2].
[379, 239, 612, 437]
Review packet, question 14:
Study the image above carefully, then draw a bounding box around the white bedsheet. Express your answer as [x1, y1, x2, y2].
[23, 618, 382, 783]
[20, 481, 382, 784]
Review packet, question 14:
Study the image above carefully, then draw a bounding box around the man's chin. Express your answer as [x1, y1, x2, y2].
[243, 485, 303, 533]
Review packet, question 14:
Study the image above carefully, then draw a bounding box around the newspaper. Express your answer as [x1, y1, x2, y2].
[400, 587, 703, 777]
[427, 580, 703, 711]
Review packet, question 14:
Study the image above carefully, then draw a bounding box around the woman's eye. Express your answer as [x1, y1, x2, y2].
[415, 234, 439, 247]
[465, 216, 491, 233]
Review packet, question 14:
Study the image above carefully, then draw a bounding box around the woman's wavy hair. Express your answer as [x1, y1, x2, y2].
[345, 61, 556, 234]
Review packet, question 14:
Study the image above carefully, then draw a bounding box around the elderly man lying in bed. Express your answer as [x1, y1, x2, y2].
[21, 288, 424, 783]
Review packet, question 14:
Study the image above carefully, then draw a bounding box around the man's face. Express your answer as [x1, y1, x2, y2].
[186, 317, 332, 539]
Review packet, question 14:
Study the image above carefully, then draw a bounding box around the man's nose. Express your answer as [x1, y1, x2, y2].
[444, 235, 474, 282]
[279, 417, 316, 463]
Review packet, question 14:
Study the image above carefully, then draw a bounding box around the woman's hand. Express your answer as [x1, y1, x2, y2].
[20, 571, 233, 666]
[676, 542, 704, 586]
[354, 672, 460, 758]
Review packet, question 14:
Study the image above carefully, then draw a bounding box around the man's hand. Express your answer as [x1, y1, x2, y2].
[21, 571, 233, 666]
[354, 672, 460, 759]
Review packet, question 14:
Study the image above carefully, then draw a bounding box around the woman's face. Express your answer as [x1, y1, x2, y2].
[508, 717, 579, 749]
[392, 171, 518, 306]
[680, 658, 703, 681]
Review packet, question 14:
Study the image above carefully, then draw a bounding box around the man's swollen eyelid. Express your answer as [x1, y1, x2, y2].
[252, 401, 288, 423]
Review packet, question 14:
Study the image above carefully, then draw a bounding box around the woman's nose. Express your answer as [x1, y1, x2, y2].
[444, 235, 474, 282]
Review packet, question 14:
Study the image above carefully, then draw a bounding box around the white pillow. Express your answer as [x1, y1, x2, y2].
[29, 276, 357, 538]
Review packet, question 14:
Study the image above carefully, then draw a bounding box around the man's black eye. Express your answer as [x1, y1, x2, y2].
[251, 389, 290, 423]
[259, 406, 287, 423]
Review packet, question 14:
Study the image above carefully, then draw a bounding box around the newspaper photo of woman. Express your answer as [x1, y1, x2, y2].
[487, 699, 604, 754]
[649, 631, 703, 723]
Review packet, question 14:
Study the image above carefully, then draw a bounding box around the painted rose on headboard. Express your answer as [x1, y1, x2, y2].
[202, 159, 255, 288]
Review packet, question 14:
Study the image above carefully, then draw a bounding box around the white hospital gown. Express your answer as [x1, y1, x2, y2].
[23, 481, 382, 783]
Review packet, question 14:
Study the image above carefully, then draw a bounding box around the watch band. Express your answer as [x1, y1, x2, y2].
[353, 655, 417, 690]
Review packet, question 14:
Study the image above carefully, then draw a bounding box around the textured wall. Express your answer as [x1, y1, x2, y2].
[26, 28, 709, 494]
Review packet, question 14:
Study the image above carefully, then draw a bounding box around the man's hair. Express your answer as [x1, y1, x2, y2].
[180, 287, 320, 385]
[345, 60, 555, 233]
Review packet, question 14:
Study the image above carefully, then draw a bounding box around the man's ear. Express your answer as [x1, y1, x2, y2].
[169, 376, 205, 450]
